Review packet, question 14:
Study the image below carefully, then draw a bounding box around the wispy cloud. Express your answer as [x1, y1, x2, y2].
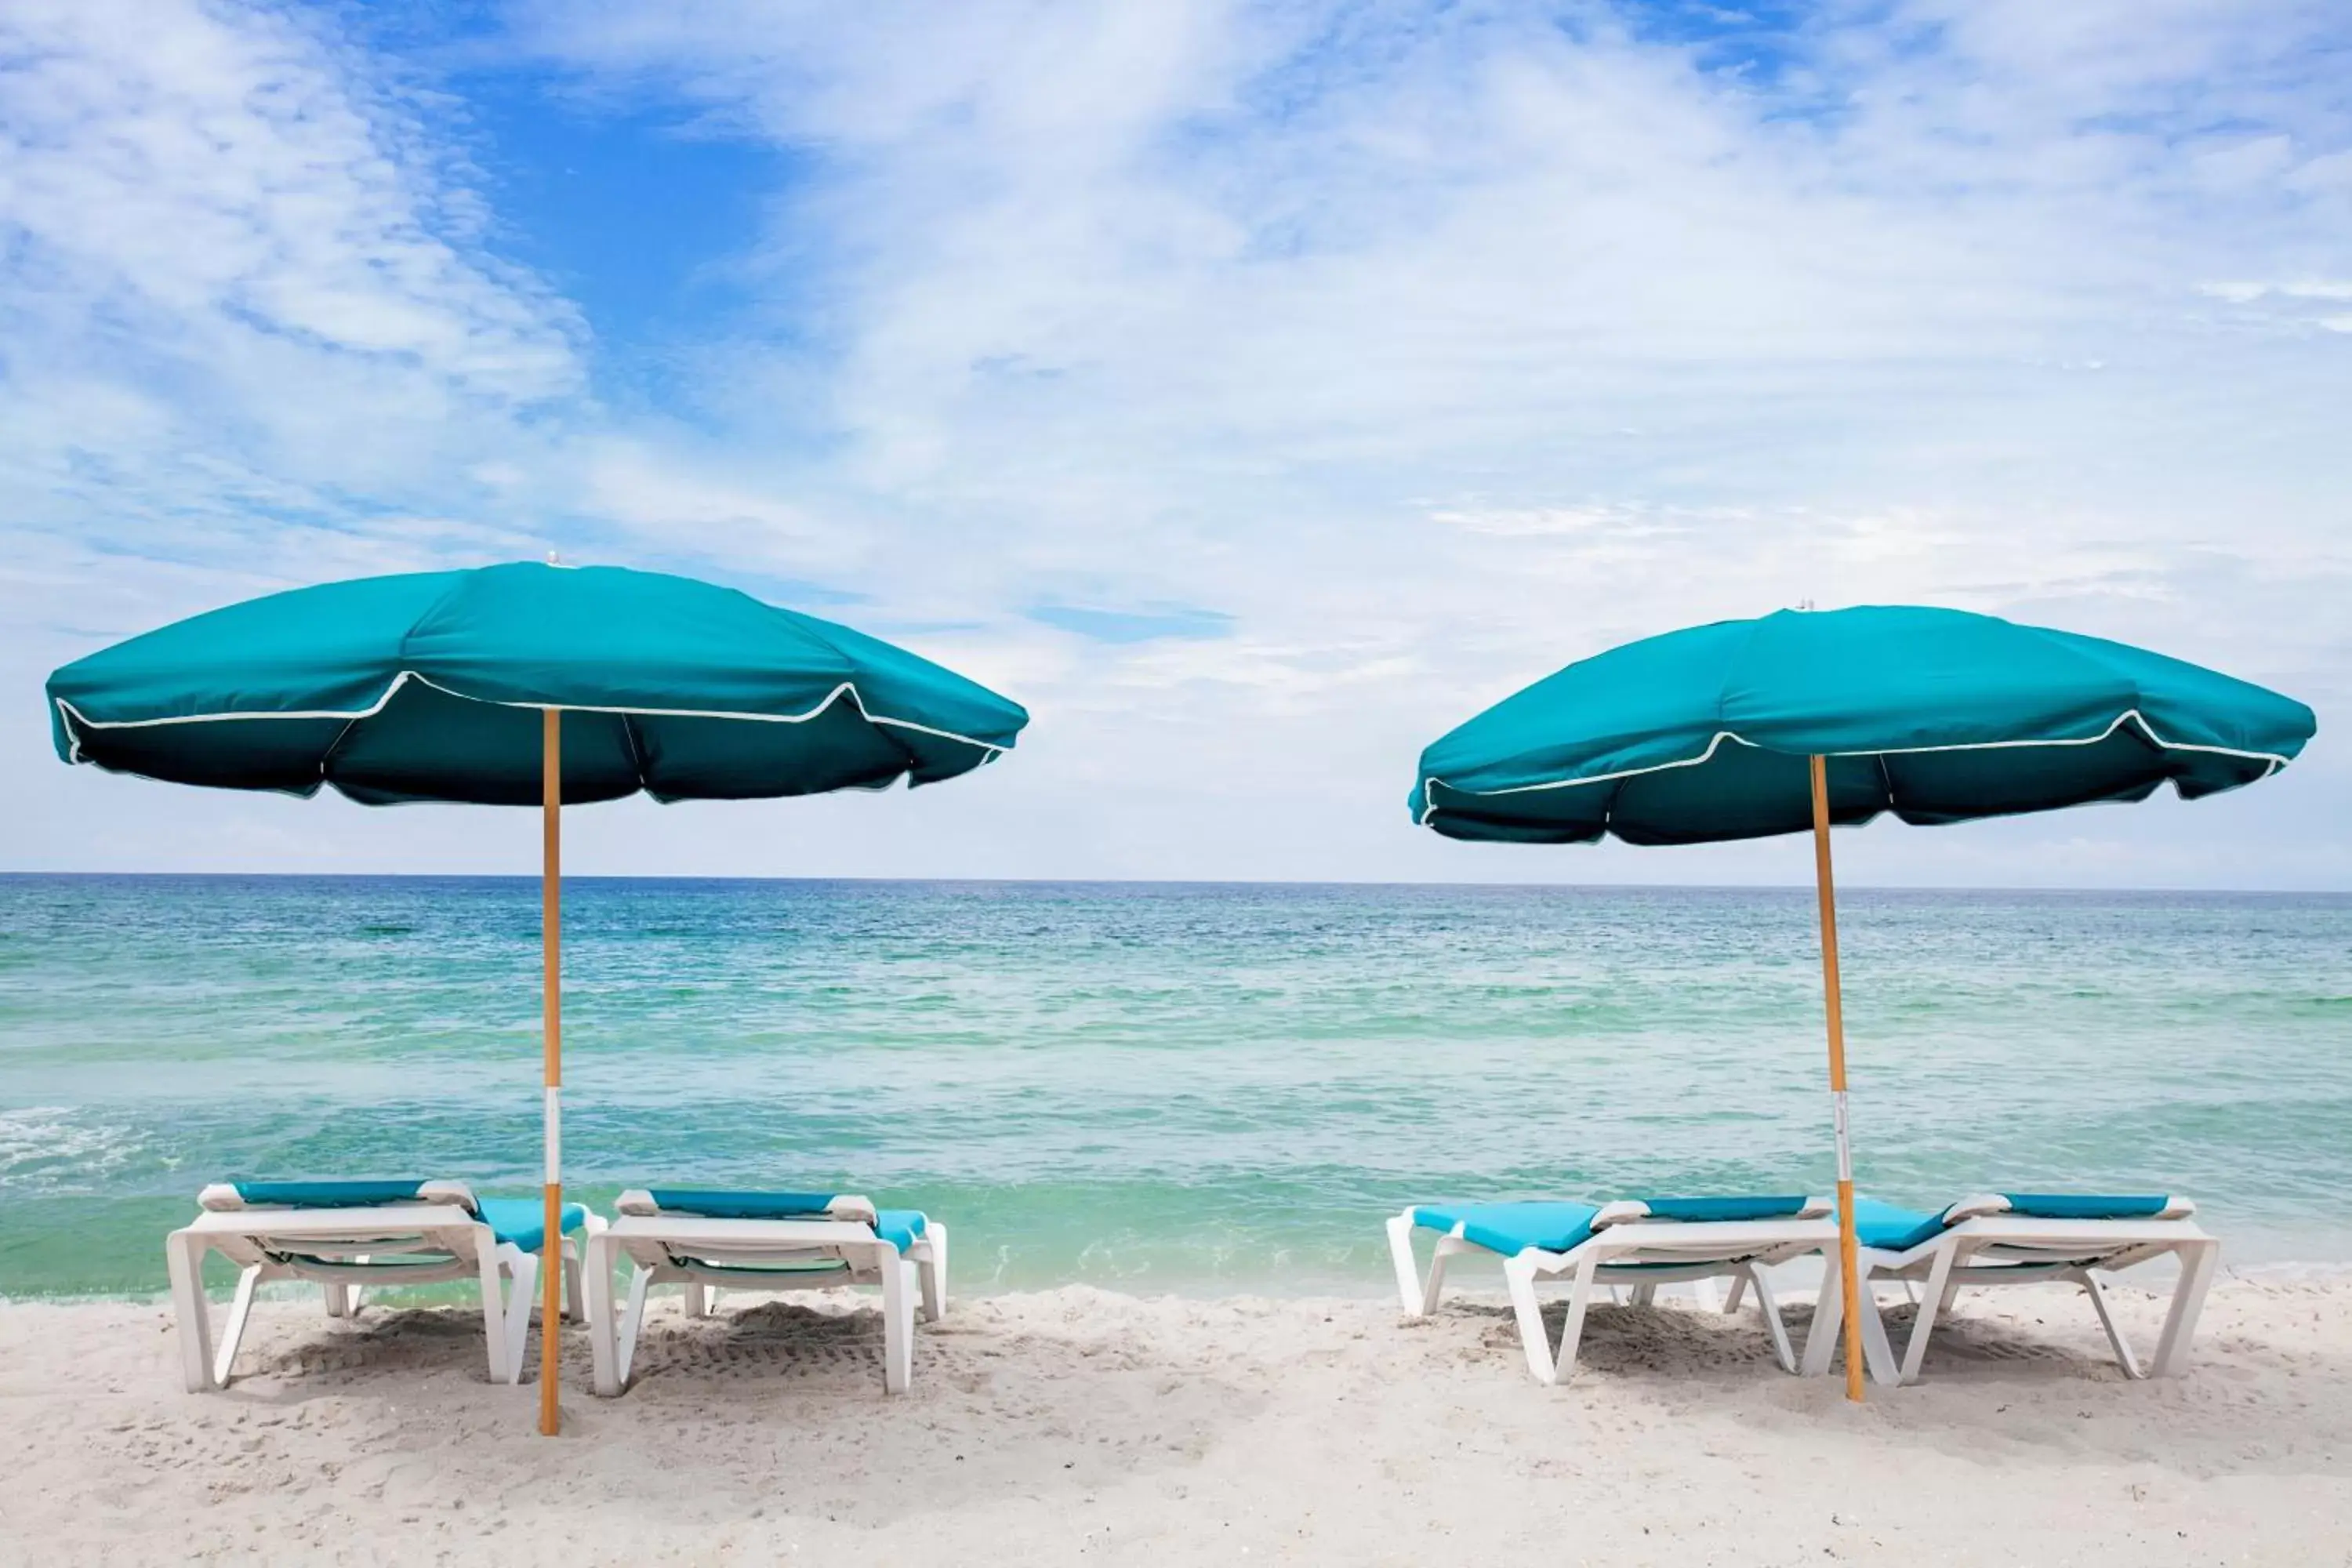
[1027, 604, 1235, 644]
[3, 1, 2347, 884]
[0, 0, 588, 617]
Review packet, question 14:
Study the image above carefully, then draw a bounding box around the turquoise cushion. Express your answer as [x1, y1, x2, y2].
[645, 1189, 841, 1220]
[1850, 1199, 1951, 1252]
[1413, 1195, 1816, 1258]
[873, 1210, 927, 1254]
[478, 1198, 588, 1254]
[234, 1179, 428, 1208]
[2001, 1193, 2172, 1221]
[1412, 1202, 1602, 1257]
[1642, 1195, 1813, 1224]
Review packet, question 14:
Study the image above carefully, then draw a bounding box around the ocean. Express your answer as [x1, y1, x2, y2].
[1, 874, 2347, 1298]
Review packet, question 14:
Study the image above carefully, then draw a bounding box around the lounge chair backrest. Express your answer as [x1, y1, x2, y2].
[617, 1189, 880, 1225]
[200, 1179, 477, 1214]
[1591, 1195, 1831, 1231]
[1944, 1192, 2194, 1224]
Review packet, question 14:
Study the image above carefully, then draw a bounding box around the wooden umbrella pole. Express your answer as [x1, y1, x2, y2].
[539, 708, 563, 1436]
[1811, 754, 1866, 1404]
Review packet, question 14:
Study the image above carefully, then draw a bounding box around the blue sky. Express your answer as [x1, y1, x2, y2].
[2, 0, 2347, 885]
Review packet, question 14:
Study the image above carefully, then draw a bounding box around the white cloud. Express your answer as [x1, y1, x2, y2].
[0, 0, 598, 612]
[3, 1, 2347, 885]
[0, 0, 582, 397]
[580, 441, 844, 565]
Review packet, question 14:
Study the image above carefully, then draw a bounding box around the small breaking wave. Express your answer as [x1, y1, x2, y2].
[0, 1106, 151, 1194]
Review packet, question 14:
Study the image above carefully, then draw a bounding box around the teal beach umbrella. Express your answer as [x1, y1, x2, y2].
[1410, 605, 2314, 1399]
[49, 561, 1024, 803]
[48, 561, 1029, 1432]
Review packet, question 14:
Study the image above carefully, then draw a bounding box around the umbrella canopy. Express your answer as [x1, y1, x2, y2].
[48, 560, 1027, 1436]
[49, 561, 1025, 802]
[1410, 604, 2314, 1402]
[1414, 604, 2313, 844]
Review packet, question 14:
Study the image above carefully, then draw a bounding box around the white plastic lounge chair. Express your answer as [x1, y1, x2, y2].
[585, 1189, 946, 1396]
[1387, 1195, 1838, 1385]
[1799, 1192, 2220, 1385]
[163, 1179, 603, 1392]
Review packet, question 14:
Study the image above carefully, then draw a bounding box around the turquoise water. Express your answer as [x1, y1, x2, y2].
[2, 874, 2347, 1298]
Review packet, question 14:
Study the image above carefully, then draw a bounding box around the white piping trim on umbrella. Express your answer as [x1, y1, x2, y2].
[1417, 707, 2292, 826]
[53, 670, 1012, 768]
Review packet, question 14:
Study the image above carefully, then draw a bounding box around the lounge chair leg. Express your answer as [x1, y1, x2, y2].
[510, 1251, 541, 1388]
[1801, 1264, 1897, 1382]
[1748, 1264, 1797, 1374]
[2151, 1240, 2220, 1378]
[614, 1265, 655, 1388]
[561, 1240, 586, 1323]
[1385, 1214, 1425, 1316]
[479, 1241, 523, 1385]
[1799, 1262, 1842, 1377]
[165, 1231, 217, 1393]
[1629, 1283, 1658, 1308]
[1857, 1283, 1900, 1386]
[324, 1279, 347, 1319]
[1901, 1247, 1958, 1385]
[880, 1254, 914, 1394]
[585, 1234, 621, 1396]
[918, 1223, 948, 1323]
[474, 1247, 503, 1386]
[1552, 1250, 1603, 1385]
[2081, 1271, 2143, 1379]
[213, 1265, 263, 1388]
[1503, 1254, 1555, 1385]
[1721, 1272, 1748, 1315]
[683, 1282, 709, 1319]
[1421, 1239, 1464, 1316]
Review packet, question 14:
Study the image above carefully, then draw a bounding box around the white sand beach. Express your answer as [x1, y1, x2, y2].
[2, 1276, 2346, 1566]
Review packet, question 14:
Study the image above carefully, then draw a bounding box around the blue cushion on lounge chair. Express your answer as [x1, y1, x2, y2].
[1851, 1199, 1951, 1252]
[2000, 1193, 2172, 1221]
[1412, 1202, 1603, 1257]
[1642, 1195, 1813, 1224]
[1414, 1196, 1817, 1258]
[873, 1210, 927, 1254]
[234, 1180, 430, 1208]
[646, 1189, 842, 1220]
[477, 1198, 588, 1254]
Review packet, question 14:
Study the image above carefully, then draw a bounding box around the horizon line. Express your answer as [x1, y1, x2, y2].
[1, 869, 2345, 897]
